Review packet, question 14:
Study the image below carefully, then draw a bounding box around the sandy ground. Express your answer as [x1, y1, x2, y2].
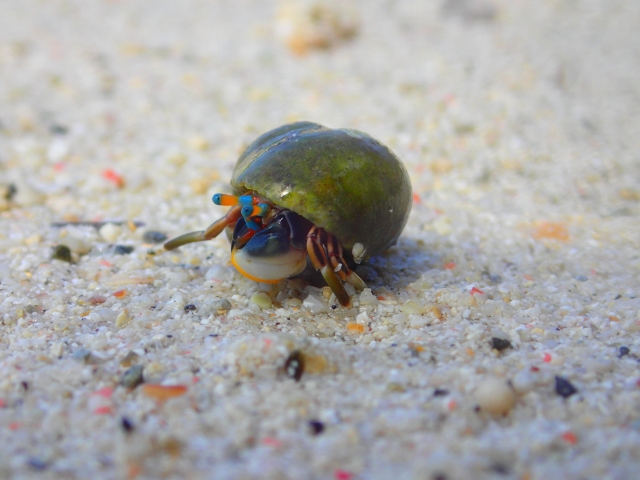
[1, 0, 640, 479]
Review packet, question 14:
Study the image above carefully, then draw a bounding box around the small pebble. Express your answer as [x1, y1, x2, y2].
[120, 365, 144, 389]
[491, 337, 512, 351]
[114, 245, 134, 255]
[120, 350, 139, 367]
[65, 237, 91, 255]
[99, 223, 121, 242]
[184, 303, 197, 312]
[121, 416, 135, 433]
[308, 420, 325, 435]
[142, 230, 168, 244]
[72, 348, 92, 363]
[555, 376, 578, 398]
[115, 309, 132, 328]
[401, 300, 426, 314]
[49, 124, 68, 135]
[52, 245, 72, 263]
[475, 376, 517, 415]
[285, 350, 304, 381]
[433, 388, 450, 397]
[619, 346, 630, 358]
[250, 292, 273, 309]
[26, 458, 48, 471]
[213, 298, 232, 312]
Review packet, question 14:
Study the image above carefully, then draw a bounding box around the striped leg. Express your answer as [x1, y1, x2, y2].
[306, 226, 366, 307]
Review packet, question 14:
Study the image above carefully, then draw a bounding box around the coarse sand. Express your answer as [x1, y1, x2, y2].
[1, 0, 639, 478]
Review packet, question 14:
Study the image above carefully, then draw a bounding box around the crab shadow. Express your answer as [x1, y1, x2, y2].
[357, 237, 442, 291]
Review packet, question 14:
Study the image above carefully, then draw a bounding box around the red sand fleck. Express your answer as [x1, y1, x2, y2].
[443, 262, 456, 270]
[531, 366, 540, 372]
[89, 295, 106, 305]
[561, 432, 578, 445]
[543, 353, 552, 363]
[94, 406, 113, 415]
[102, 168, 125, 188]
[447, 400, 457, 411]
[9, 422, 21, 431]
[100, 260, 113, 267]
[412, 193, 421, 203]
[142, 384, 188, 400]
[261, 437, 282, 448]
[335, 470, 353, 480]
[54, 162, 66, 172]
[113, 289, 127, 298]
[470, 287, 484, 295]
[532, 221, 569, 242]
[92, 387, 114, 398]
[0, 399, 5, 408]
[523, 274, 534, 281]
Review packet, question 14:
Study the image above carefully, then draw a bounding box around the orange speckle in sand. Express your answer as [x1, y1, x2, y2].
[470, 287, 484, 295]
[127, 463, 142, 479]
[113, 289, 127, 298]
[102, 168, 125, 188]
[466, 347, 475, 357]
[142, 384, 187, 400]
[532, 221, 569, 242]
[523, 274, 534, 281]
[561, 431, 578, 445]
[346, 323, 365, 334]
[412, 193, 421, 203]
[447, 400, 457, 411]
[100, 260, 113, 267]
[443, 262, 456, 270]
[608, 315, 620, 322]
[543, 353, 552, 363]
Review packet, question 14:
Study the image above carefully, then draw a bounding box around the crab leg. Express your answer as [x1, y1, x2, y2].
[325, 233, 367, 291]
[164, 206, 242, 251]
[307, 226, 351, 306]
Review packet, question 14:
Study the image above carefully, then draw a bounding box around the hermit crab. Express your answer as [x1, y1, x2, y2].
[164, 122, 412, 306]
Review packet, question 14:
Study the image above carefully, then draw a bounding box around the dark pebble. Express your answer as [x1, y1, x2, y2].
[491, 337, 512, 351]
[26, 458, 48, 471]
[184, 304, 197, 312]
[121, 416, 135, 433]
[50, 124, 68, 135]
[308, 420, 325, 435]
[285, 350, 304, 382]
[433, 388, 450, 397]
[114, 245, 134, 255]
[21, 381, 29, 391]
[491, 463, 510, 475]
[142, 230, 168, 244]
[6, 183, 17, 200]
[52, 244, 72, 262]
[120, 364, 144, 389]
[619, 346, 630, 358]
[432, 473, 448, 480]
[555, 376, 578, 398]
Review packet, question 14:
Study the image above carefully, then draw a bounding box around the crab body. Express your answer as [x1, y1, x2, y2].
[165, 122, 412, 306]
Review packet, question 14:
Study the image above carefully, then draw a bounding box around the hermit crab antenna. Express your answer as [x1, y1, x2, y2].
[212, 193, 259, 207]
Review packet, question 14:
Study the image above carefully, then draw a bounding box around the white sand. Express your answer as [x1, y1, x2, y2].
[1, 0, 639, 478]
